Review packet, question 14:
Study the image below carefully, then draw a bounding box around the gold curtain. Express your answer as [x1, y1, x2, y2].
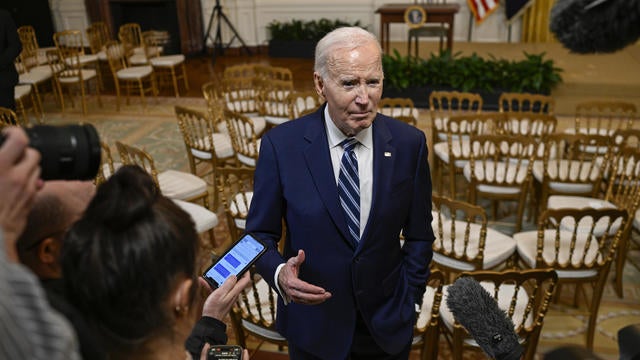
[522, 0, 557, 42]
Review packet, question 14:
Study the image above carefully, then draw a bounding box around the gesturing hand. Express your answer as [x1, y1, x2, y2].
[278, 249, 332, 305]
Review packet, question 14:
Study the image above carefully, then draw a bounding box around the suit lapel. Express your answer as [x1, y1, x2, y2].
[360, 117, 394, 245]
[303, 106, 353, 247]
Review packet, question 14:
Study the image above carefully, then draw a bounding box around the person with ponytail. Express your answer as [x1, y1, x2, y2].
[61, 165, 250, 359]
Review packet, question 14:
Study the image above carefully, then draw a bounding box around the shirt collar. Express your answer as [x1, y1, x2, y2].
[324, 105, 373, 150]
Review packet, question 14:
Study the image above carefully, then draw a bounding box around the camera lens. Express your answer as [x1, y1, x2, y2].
[27, 124, 101, 181]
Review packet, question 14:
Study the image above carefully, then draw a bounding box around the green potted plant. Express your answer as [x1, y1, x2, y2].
[382, 50, 563, 109]
[267, 18, 365, 58]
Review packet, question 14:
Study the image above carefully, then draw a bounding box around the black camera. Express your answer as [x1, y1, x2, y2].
[0, 124, 101, 181]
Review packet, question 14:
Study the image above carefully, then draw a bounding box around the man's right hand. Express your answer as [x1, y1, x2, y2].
[278, 249, 332, 305]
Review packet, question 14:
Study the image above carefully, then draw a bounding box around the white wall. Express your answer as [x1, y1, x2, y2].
[51, 0, 523, 47]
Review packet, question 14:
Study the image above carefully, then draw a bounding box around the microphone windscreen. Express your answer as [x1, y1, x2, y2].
[549, 0, 640, 54]
[446, 277, 523, 360]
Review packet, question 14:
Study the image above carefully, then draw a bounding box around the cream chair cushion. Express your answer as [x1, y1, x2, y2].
[172, 199, 218, 233]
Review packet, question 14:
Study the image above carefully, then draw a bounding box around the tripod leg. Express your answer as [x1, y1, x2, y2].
[219, 11, 252, 55]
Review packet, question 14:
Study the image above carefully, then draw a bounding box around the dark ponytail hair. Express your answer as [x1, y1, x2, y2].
[61, 165, 199, 351]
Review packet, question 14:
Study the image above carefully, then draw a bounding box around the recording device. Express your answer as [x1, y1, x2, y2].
[207, 345, 242, 360]
[0, 124, 101, 181]
[549, 0, 640, 54]
[446, 277, 524, 360]
[202, 233, 266, 289]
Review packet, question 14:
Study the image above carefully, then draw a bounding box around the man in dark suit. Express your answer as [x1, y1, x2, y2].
[0, 9, 21, 110]
[246, 27, 434, 359]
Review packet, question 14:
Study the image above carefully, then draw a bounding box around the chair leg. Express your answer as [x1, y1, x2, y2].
[181, 62, 189, 91]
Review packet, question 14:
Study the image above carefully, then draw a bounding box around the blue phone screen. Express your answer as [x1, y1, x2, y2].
[204, 234, 265, 286]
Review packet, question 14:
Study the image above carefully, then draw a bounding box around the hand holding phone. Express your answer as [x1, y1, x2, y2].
[202, 233, 266, 289]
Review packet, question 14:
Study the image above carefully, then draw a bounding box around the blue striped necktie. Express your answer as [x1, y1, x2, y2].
[338, 138, 360, 245]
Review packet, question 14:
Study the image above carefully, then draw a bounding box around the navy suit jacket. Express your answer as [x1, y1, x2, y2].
[246, 105, 434, 359]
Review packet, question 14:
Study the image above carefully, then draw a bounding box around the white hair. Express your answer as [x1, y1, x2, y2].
[314, 27, 382, 79]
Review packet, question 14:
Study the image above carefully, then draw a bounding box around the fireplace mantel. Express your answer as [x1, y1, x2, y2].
[90, 0, 203, 55]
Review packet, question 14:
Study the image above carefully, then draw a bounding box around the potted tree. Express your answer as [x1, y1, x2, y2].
[267, 18, 365, 58]
[382, 50, 563, 110]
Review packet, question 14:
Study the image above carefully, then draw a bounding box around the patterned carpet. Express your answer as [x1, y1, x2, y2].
[37, 95, 640, 359]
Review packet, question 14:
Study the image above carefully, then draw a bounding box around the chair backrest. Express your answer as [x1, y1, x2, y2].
[55, 45, 85, 81]
[174, 105, 220, 160]
[224, 110, 260, 166]
[429, 91, 483, 144]
[574, 100, 637, 135]
[378, 97, 418, 126]
[498, 92, 555, 114]
[118, 22, 143, 54]
[256, 78, 295, 119]
[254, 64, 294, 83]
[86, 21, 111, 55]
[468, 134, 537, 191]
[103, 40, 129, 74]
[201, 81, 227, 131]
[413, 269, 445, 360]
[53, 30, 86, 56]
[223, 63, 257, 81]
[215, 166, 255, 241]
[533, 207, 628, 271]
[497, 112, 557, 139]
[229, 266, 286, 349]
[95, 141, 118, 185]
[220, 77, 260, 114]
[604, 147, 640, 213]
[17, 25, 39, 54]
[442, 269, 558, 360]
[0, 107, 20, 128]
[539, 133, 612, 188]
[432, 194, 489, 271]
[115, 141, 160, 185]
[288, 90, 322, 118]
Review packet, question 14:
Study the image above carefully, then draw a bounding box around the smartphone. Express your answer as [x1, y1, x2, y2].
[207, 345, 242, 360]
[202, 233, 266, 288]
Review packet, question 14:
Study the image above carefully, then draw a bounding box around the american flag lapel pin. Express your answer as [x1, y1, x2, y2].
[384, 152, 391, 157]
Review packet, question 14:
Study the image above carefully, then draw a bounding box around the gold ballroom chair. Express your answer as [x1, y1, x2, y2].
[225, 110, 261, 167]
[464, 134, 538, 232]
[14, 84, 41, 125]
[115, 141, 217, 247]
[141, 30, 189, 97]
[216, 166, 255, 242]
[14, 49, 51, 121]
[174, 105, 236, 209]
[514, 207, 629, 350]
[103, 40, 157, 111]
[431, 194, 517, 282]
[378, 97, 419, 126]
[532, 133, 612, 219]
[46, 48, 102, 115]
[439, 269, 558, 360]
[546, 147, 640, 298]
[288, 90, 323, 118]
[432, 112, 500, 199]
[53, 29, 102, 90]
[17, 25, 56, 66]
[569, 100, 637, 136]
[498, 92, 555, 114]
[0, 107, 20, 128]
[412, 269, 445, 360]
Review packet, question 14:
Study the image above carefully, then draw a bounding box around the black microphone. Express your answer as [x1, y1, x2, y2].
[446, 277, 523, 360]
[549, 0, 640, 54]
